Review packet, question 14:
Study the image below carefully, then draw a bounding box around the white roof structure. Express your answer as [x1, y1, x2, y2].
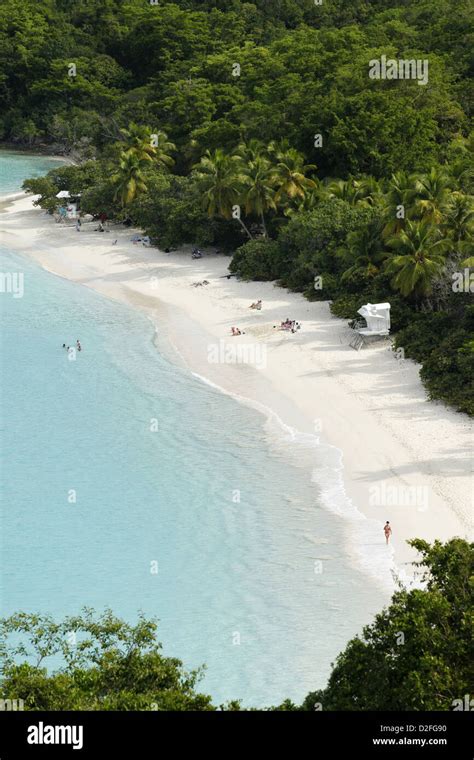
[356, 302, 391, 336]
[56, 190, 70, 198]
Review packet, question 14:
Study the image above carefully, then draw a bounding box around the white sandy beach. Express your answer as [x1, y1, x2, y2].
[2, 193, 473, 581]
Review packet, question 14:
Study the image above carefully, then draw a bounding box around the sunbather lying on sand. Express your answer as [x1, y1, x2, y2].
[249, 300, 262, 310]
[274, 319, 301, 333]
[231, 327, 245, 336]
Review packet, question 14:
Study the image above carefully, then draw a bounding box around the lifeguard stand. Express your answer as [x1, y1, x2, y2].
[349, 302, 391, 350]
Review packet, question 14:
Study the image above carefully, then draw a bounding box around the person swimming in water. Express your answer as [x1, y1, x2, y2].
[76, 340, 82, 352]
[384, 521, 392, 544]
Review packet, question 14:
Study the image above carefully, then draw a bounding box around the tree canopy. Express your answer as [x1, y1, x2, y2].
[299, 539, 474, 711]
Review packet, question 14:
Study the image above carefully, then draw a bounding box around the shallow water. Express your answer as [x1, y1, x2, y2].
[0, 150, 65, 195]
[0, 152, 389, 706]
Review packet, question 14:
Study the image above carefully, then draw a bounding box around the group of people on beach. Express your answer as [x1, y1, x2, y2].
[62, 340, 82, 354]
[75, 216, 111, 234]
[276, 318, 301, 334]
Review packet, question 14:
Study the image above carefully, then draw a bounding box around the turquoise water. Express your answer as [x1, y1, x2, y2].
[0, 150, 65, 194]
[0, 153, 387, 706]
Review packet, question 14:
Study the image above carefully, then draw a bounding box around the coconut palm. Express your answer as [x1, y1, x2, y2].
[414, 167, 452, 224]
[119, 123, 155, 160]
[234, 139, 267, 165]
[272, 147, 317, 206]
[382, 171, 419, 238]
[340, 218, 387, 281]
[112, 151, 148, 207]
[119, 122, 175, 169]
[444, 193, 474, 245]
[444, 194, 474, 266]
[267, 138, 292, 158]
[149, 130, 176, 169]
[352, 176, 383, 207]
[327, 176, 383, 208]
[326, 178, 359, 205]
[448, 134, 474, 194]
[193, 149, 252, 239]
[241, 155, 277, 238]
[283, 180, 328, 216]
[450, 156, 474, 195]
[385, 220, 450, 298]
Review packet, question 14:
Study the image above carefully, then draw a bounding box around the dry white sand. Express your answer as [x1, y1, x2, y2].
[2, 194, 473, 583]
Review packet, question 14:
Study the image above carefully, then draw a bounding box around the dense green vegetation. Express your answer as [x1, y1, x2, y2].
[2, 0, 472, 412]
[296, 538, 474, 711]
[0, 609, 218, 710]
[1, 540, 471, 710]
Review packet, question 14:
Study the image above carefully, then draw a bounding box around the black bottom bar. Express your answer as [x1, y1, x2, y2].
[0, 711, 472, 757]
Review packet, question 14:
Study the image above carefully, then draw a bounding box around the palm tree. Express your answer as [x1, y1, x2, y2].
[443, 193, 474, 245]
[385, 220, 450, 298]
[267, 138, 292, 158]
[150, 130, 176, 170]
[340, 219, 387, 281]
[448, 134, 474, 194]
[235, 139, 267, 165]
[352, 176, 383, 207]
[119, 122, 175, 169]
[272, 147, 317, 206]
[327, 178, 359, 205]
[193, 149, 252, 239]
[382, 171, 418, 238]
[327, 176, 383, 208]
[119, 123, 155, 160]
[414, 167, 452, 224]
[112, 151, 148, 207]
[283, 181, 328, 216]
[450, 156, 474, 195]
[241, 155, 276, 238]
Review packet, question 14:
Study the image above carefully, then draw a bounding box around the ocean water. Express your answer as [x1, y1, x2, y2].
[0, 150, 65, 195]
[0, 153, 390, 707]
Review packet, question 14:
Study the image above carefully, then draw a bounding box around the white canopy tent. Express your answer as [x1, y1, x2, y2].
[56, 191, 82, 199]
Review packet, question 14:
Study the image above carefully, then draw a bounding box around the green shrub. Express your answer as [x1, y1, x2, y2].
[229, 239, 284, 281]
[420, 332, 474, 415]
[305, 272, 340, 300]
[330, 295, 364, 320]
[394, 312, 454, 363]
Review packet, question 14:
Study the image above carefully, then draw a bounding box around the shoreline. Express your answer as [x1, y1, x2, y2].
[0, 144, 78, 162]
[2, 193, 472, 583]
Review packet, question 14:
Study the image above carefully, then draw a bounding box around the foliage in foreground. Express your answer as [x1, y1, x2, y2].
[1, 540, 472, 711]
[0, 610, 217, 711]
[297, 539, 474, 711]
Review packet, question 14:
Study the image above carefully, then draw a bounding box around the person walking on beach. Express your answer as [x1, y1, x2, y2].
[76, 218, 81, 232]
[384, 521, 392, 544]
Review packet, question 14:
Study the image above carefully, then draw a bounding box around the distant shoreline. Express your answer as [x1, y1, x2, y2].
[0, 143, 78, 163]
